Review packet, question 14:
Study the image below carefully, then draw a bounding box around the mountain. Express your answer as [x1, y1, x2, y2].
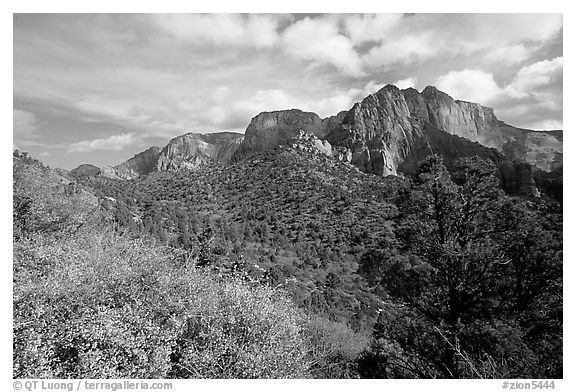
[232, 109, 346, 161]
[96, 132, 244, 179]
[155, 132, 243, 171]
[70, 163, 100, 177]
[405, 86, 562, 171]
[233, 85, 562, 175]
[111, 146, 162, 179]
[80, 83, 561, 192]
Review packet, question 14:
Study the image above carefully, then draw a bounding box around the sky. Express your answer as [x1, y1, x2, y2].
[13, 13, 563, 170]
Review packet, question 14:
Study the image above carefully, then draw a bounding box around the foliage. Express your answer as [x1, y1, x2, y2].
[14, 228, 311, 378]
[357, 156, 562, 378]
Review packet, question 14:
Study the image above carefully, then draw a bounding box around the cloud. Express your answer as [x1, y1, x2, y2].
[505, 57, 563, 99]
[13, 13, 563, 167]
[526, 119, 563, 130]
[148, 14, 283, 48]
[67, 133, 136, 153]
[343, 14, 403, 45]
[359, 14, 561, 69]
[362, 34, 441, 69]
[436, 69, 504, 104]
[14, 109, 40, 139]
[281, 16, 363, 76]
[434, 57, 563, 129]
[393, 77, 419, 90]
[484, 44, 533, 65]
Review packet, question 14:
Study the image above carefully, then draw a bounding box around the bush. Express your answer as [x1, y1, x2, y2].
[13, 229, 311, 378]
[304, 316, 370, 378]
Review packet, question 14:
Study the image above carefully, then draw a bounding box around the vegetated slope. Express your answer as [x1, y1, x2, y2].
[69, 163, 101, 177]
[79, 145, 403, 327]
[79, 144, 562, 379]
[13, 153, 369, 379]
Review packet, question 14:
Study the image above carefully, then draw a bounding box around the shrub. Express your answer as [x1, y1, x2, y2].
[304, 316, 370, 378]
[14, 228, 310, 378]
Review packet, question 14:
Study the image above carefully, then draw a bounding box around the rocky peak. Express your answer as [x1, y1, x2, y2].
[232, 109, 331, 161]
[156, 131, 243, 171]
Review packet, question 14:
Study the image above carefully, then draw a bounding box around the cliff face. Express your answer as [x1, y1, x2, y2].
[232, 109, 339, 161]
[99, 132, 244, 179]
[325, 85, 562, 174]
[112, 146, 162, 179]
[92, 83, 560, 195]
[156, 132, 243, 171]
[409, 86, 562, 171]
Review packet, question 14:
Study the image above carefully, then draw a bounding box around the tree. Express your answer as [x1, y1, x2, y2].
[373, 156, 524, 377]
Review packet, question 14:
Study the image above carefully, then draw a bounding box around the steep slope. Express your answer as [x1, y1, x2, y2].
[326, 85, 562, 174]
[232, 109, 348, 161]
[13, 153, 102, 237]
[156, 132, 243, 171]
[325, 86, 503, 176]
[110, 146, 162, 179]
[97, 132, 244, 179]
[233, 85, 561, 175]
[413, 86, 562, 171]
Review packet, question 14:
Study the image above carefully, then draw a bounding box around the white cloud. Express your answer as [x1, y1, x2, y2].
[148, 14, 283, 48]
[435, 69, 505, 104]
[527, 119, 563, 130]
[13, 13, 563, 160]
[393, 77, 418, 90]
[361, 80, 386, 95]
[362, 34, 440, 68]
[358, 14, 561, 69]
[281, 16, 363, 76]
[209, 86, 231, 103]
[472, 14, 562, 47]
[343, 14, 402, 45]
[506, 57, 563, 99]
[485, 44, 533, 65]
[13, 109, 40, 139]
[67, 133, 136, 153]
[434, 57, 562, 129]
[233, 89, 297, 116]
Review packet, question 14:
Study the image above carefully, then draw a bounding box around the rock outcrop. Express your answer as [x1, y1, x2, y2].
[155, 132, 243, 171]
[79, 83, 560, 198]
[112, 146, 162, 179]
[498, 161, 541, 197]
[233, 85, 561, 176]
[325, 84, 562, 176]
[232, 109, 344, 161]
[287, 130, 333, 156]
[93, 132, 244, 179]
[98, 166, 122, 180]
[414, 86, 562, 171]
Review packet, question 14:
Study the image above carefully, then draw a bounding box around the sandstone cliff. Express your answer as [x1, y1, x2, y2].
[233, 84, 561, 176]
[325, 84, 562, 174]
[112, 146, 162, 179]
[156, 132, 243, 171]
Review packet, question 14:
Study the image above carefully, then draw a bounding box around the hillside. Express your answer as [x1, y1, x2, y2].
[71, 140, 563, 378]
[13, 152, 370, 379]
